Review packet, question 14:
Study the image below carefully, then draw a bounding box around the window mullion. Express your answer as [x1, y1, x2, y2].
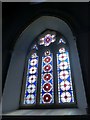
[36, 51, 42, 105]
[53, 50, 58, 104]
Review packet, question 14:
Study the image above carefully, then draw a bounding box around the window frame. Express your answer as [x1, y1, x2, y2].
[19, 30, 77, 109]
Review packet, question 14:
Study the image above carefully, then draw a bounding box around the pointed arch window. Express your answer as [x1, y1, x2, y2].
[20, 30, 76, 108]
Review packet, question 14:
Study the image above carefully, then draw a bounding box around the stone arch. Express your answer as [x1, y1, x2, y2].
[2, 16, 87, 115]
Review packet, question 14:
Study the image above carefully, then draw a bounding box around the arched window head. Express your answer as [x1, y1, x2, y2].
[3, 16, 87, 114]
[21, 29, 76, 108]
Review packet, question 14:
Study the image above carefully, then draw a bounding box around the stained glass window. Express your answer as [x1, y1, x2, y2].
[57, 47, 74, 103]
[23, 53, 38, 104]
[40, 50, 54, 104]
[22, 30, 76, 107]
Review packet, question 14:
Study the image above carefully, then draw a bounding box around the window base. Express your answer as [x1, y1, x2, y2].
[3, 108, 87, 115]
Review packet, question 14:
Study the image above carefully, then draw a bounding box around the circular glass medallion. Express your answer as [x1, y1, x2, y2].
[43, 83, 52, 92]
[43, 93, 52, 103]
[43, 73, 52, 81]
[44, 56, 52, 64]
[43, 64, 52, 72]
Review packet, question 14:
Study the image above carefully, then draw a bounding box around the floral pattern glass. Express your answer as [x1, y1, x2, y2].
[40, 50, 54, 104]
[38, 32, 56, 46]
[57, 47, 74, 103]
[24, 53, 38, 104]
[22, 30, 76, 107]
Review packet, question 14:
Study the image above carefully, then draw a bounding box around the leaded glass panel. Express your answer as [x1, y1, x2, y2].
[40, 50, 54, 104]
[23, 53, 38, 104]
[57, 48, 74, 103]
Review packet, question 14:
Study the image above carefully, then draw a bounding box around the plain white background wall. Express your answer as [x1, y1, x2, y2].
[2, 16, 87, 114]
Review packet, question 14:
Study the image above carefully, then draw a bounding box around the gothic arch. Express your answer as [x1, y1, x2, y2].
[2, 16, 87, 115]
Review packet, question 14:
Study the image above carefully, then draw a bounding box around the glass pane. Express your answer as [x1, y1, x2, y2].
[38, 32, 56, 46]
[40, 50, 54, 104]
[57, 48, 74, 103]
[58, 38, 66, 44]
[32, 44, 38, 50]
[24, 53, 38, 104]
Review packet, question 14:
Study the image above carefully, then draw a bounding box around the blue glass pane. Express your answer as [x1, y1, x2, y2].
[58, 38, 66, 44]
[32, 44, 38, 50]
[40, 50, 54, 104]
[24, 53, 38, 104]
[57, 48, 74, 103]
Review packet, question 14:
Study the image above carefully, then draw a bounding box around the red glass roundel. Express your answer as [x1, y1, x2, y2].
[43, 93, 52, 103]
[44, 64, 51, 72]
[44, 56, 51, 63]
[43, 83, 52, 92]
[43, 73, 52, 81]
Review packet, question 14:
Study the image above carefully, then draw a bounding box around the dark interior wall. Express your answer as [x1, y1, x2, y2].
[2, 2, 89, 117]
